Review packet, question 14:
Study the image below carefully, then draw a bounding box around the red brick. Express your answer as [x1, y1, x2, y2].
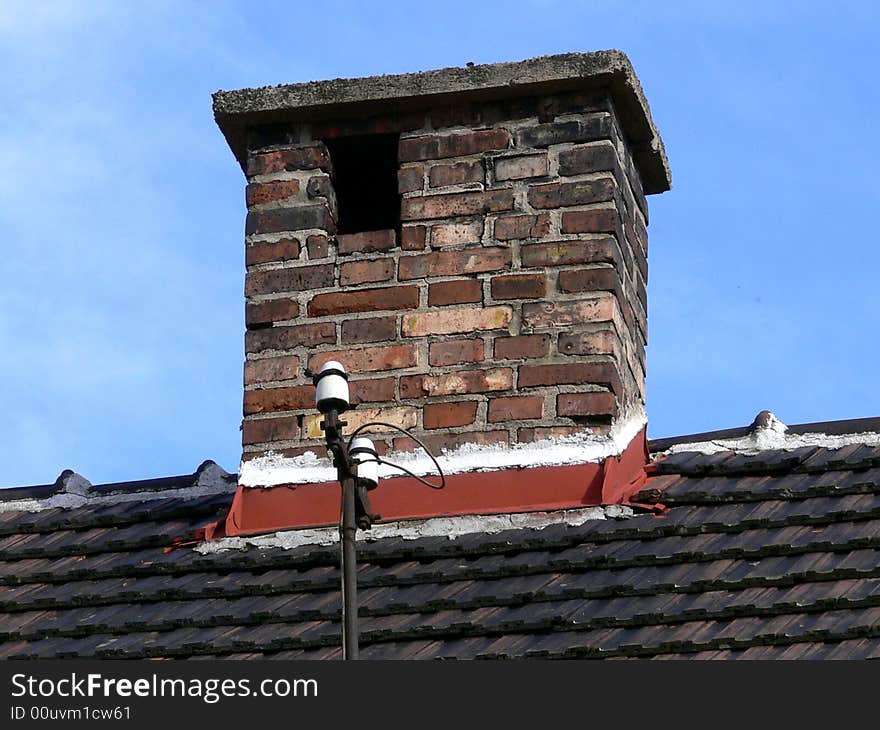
[245, 298, 299, 328]
[244, 385, 314, 415]
[522, 298, 616, 328]
[400, 368, 513, 397]
[400, 225, 427, 250]
[402, 306, 511, 337]
[340, 316, 397, 345]
[244, 355, 299, 384]
[558, 330, 619, 357]
[430, 220, 483, 247]
[398, 165, 424, 193]
[557, 392, 616, 417]
[557, 142, 618, 176]
[242, 415, 299, 445]
[337, 229, 396, 255]
[245, 238, 301, 267]
[429, 160, 483, 187]
[429, 339, 484, 366]
[528, 179, 615, 209]
[350, 377, 395, 404]
[309, 343, 418, 374]
[246, 179, 300, 207]
[245, 205, 335, 236]
[399, 247, 511, 280]
[521, 238, 618, 268]
[428, 279, 482, 307]
[306, 234, 329, 259]
[303, 406, 417, 439]
[518, 426, 585, 442]
[339, 258, 394, 286]
[518, 362, 621, 395]
[245, 322, 336, 353]
[493, 213, 550, 241]
[557, 267, 619, 294]
[423, 401, 479, 429]
[308, 286, 419, 316]
[488, 395, 544, 422]
[494, 334, 550, 360]
[561, 208, 619, 234]
[401, 189, 514, 221]
[245, 264, 334, 297]
[399, 129, 511, 162]
[494, 153, 549, 181]
[247, 144, 331, 177]
[490, 273, 546, 300]
[394, 430, 508, 454]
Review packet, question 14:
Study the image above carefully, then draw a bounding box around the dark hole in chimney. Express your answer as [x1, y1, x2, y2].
[325, 132, 401, 235]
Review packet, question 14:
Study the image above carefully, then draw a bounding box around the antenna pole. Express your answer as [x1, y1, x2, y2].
[340, 476, 359, 660]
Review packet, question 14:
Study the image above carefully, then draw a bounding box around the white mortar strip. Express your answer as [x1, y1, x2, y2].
[238, 408, 648, 488]
[195, 504, 634, 554]
[661, 426, 880, 456]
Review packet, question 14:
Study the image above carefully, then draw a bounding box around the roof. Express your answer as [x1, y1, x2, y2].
[213, 50, 671, 195]
[2, 417, 880, 659]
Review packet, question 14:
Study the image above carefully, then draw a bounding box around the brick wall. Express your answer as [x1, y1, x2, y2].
[240, 89, 650, 461]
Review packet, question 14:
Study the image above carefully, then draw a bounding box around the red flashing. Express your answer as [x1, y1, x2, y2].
[202, 427, 650, 541]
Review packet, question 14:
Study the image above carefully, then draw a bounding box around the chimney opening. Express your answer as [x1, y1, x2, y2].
[324, 132, 401, 235]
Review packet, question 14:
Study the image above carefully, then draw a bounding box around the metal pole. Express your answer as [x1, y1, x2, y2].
[340, 476, 359, 660]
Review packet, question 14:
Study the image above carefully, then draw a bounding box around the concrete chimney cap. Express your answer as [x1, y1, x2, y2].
[212, 50, 671, 195]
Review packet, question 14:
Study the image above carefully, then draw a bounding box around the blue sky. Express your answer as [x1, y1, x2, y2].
[1, 1, 878, 487]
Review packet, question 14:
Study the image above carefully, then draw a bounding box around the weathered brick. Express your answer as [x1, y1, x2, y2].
[303, 406, 417, 439]
[339, 258, 394, 286]
[247, 144, 332, 177]
[401, 189, 514, 221]
[245, 238, 301, 267]
[400, 368, 513, 397]
[429, 338, 484, 366]
[494, 334, 550, 360]
[557, 392, 616, 417]
[402, 306, 512, 337]
[306, 234, 329, 259]
[429, 160, 483, 187]
[244, 385, 314, 415]
[558, 142, 618, 176]
[244, 355, 299, 384]
[518, 426, 585, 442]
[340, 316, 397, 345]
[309, 344, 418, 374]
[528, 179, 615, 209]
[488, 395, 544, 422]
[245, 322, 336, 353]
[521, 237, 618, 268]
[399, 247, 511, 280]
[494, 153, 549, 181]
[515, 115, 613, 148]
[428, 279, 482, 307]
[491, 273, 546, 300]
[398, 165, 425, 193]
[242, 415, 299, 445]
[557, 267, 619, 294]
[423, 401, 479, 429]
[308, 286, 419, 316]
[518, 362, 621, 394]
[399, 128, 511, 162]
[430, 220, 483, 248]
[245, 298, 299, 328]
[561, 208, 619, 234]
[522, 298, 616, 328]
[245, 205, 335, 236]
[558, 329, 619, 357]
[394, 430, 508, 454]
[337, 229, 396, 256]
[245, 264, 334, 297]
[350, 377, 395, 404]
[246, 179, 300, 207]
[493, 213, 550, 241]
[400, 225, 426, 250]
[311, 112, 426, 139]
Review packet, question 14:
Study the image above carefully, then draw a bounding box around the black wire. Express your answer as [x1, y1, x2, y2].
[347, 421, 446, 490]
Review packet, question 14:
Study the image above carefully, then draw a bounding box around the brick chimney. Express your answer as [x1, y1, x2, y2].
[212, 51, 670, 533]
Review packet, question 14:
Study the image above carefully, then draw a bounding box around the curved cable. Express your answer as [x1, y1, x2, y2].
[347, 421, 445, 490]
